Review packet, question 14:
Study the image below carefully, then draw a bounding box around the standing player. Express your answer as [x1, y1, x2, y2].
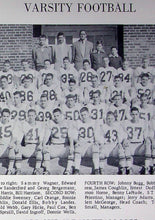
[9, 109, 45, 175]
[122, 107, 152, 174]
[97, 111, 129, 174]
[0, 60, 15, 87]
[73, 107, 100, 175]
[42, 108, 74, 175]
[97, 57, 117, 89]
[39, 73, 62, 107]
[79, 59, 97, 89]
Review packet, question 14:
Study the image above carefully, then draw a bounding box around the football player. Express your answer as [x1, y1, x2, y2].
[0, 60, 15, 87]
[0, 76, 14, 104]
[42, 108, 74, 175]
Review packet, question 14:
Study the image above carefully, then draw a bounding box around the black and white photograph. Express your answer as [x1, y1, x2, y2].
[0, 24, 154, 175]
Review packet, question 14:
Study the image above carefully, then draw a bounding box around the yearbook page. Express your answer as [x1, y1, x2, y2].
[0, 0, 154, 220]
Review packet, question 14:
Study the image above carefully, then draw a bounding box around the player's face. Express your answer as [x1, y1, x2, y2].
[22, 61, 29, 71]
[3, 63, 11, 72]
[91, 77, 98, 87]
[140, 96, 148, 105]
[80, 31, 87, 40]
[45, 76, 53, 86]
[14, 94, 21, 105]
[142, 59, 149, 68]
[53, 111, 62, 123]
[69, 82, 76, 91]
[23, 79, 31, 88]
[141, 77, 149, 86]
[2, 112, 10, 124]
[92, 93, 100, 104]
[57, 35, 64, 44]
[114, 78, 121, 87]
[83, 62, 90, 70]
[1, 78, 8, 89]
[122, 61, 129, 70]
[44, 61, 51, 69]
[111, 48, 118, 56]
[113, 96, 122, 106]
[103, 58, 109, 67]
[40, 37, 46, 46]
[106, 114, 115, 126]
[28, 111, 36, 124]
[96, 44, 102, 52]
[40, 97, 47, 108]
[66, 97, 75, 108]
[63, 59, 69, 69]
[130, 110, 139, 122]
[80, 110, 89, 123]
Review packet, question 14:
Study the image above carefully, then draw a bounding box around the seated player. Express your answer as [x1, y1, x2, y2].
[39, 59, 57, 87]
[0, 109, 19, 174]
[62, 94, 82, 123]
[109, 46, 122, 69]
[122, 107, 152, 174]
[134, 57, 155, 84]
[35, 94, 52, 122]
[97, 57, 117, 89]
[16, 59, 40, 88]
[59, 57, 79, 91]
[84, 74, 106, 104]
[87, 90, 107, 124]
[42, 108, 74, 175]
[97, 111, 129, 175]
[107, 94, 130, 122]
[0, 60, 15, 87]
[0, 75, 14, 104]
[8, 109, 45, 175]
[73, 107, 100, 175]
[62, 78, 84, 104]
[39, 73, 62, 107]
[18, 75, 38, 106]
[106, 75, 131, 105]
[131, 73, 155, 105]
[117, 59, 134, 94]
[79, 59, 97, 89]
[90, 40, 107, 71]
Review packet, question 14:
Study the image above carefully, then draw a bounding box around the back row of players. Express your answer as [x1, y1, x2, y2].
[0, 56, 154, 175]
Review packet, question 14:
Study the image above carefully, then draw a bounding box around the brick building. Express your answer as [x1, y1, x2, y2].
[0, 24, 154, 70]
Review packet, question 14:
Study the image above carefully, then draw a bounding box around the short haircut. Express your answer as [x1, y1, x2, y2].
[53, 108, 62, 114]
[96, 40, 103, 45]
[28, 109, 36, 115]
[111, 46, 117, 50]
[63, 57, 70, 62]
[83, 59, 90, 65]
[106, 111, 115, 117]
[112, 94, 122, 100]
[13, 91, 22, 97]
[21, 75, 33, 83]
[79, 30, 87, 35]
[140, 93, 148, 99]
[66, 94, 75, 99]
[40, 34, 47, 39]
[69, 78, 76, 84]
[2, 108, 10, 115]
[40, 94, 48, 100]
[114, 75, 122, 81]
[140, 73, 149, 78]
[92, 90, 101, 97]
[57, 32, 64, 38]
[45, 73, 53, 79]
[131, 107, 139, 113]
[80, 106, 89, 113]
[44, 59, 51, 64]
[1, 75, 8, 81]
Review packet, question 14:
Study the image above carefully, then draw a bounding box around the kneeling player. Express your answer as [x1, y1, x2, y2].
[97, 111, 130, 174]
[42, 108, 74, 175]
[122, 107, 152, 174]
[73, 107, 100, 174]
[8, 109, 45, 175]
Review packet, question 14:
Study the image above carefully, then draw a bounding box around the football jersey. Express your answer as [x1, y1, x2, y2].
[98, 122, 126, 144]
[45, 120, 70, 145]
[107, 84, 130, 103]
[39, 66, 58, 87]
[0, 120, 19, 145]
[137, 104, 154, 121]
[35, 104, 53, 122]
[135, 66, 155, 83]
[39, 84, 62, 104]
[107, 104, 130, 122]
[97, 66, 117, 88]
[9, 103, 28, 122]
[16, 69, 39, 88]
[59, 65, 79, 90]
[123, 119, 147, 144]
[62, 87, 84, 104]
[62, 103, 81, 122]
[18, 85, 38, 105]
[87, 103, 107, 123]
[84, 85, 107, 104]
[0, 86, 14, 104]
[117, 67, 134, 88]
[79, 68, 97, 88]
[21, 121, 45, 144]
[0, 69, 15, 86]
[134, 82, 154, 102]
